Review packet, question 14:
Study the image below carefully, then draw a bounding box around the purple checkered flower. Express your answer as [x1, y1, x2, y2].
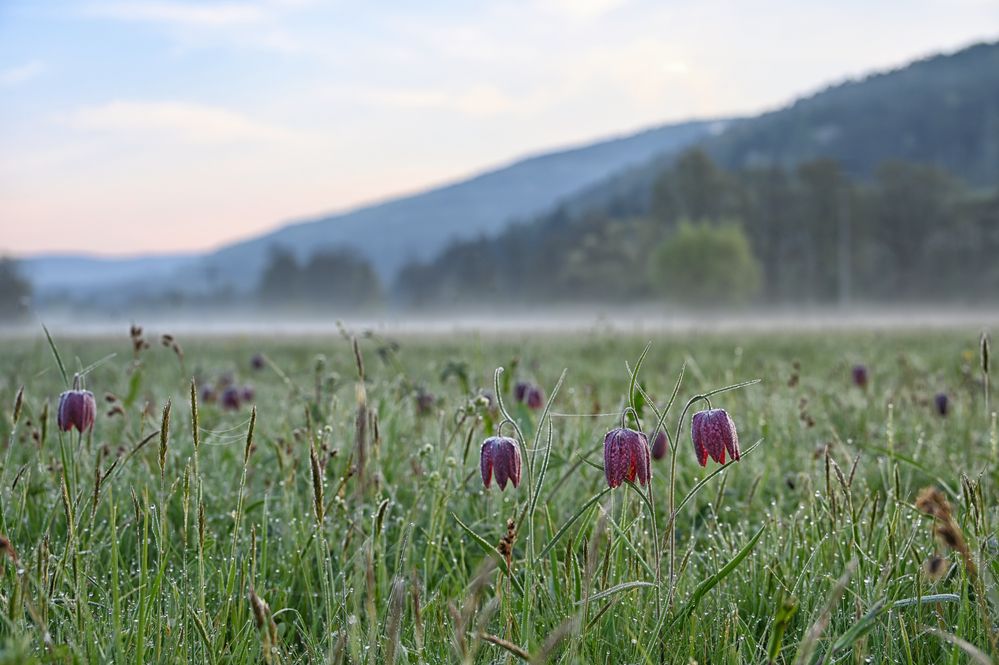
[691, 409, 740, 467]
[480, 436, 522, 491]
[58, 388, 96, 433]
[603, 427, 651, 488]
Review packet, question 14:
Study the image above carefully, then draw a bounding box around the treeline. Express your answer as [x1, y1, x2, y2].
[257, 248, 381, 309]
[393, 149, 999, 306]
[0, 257, 32, 320]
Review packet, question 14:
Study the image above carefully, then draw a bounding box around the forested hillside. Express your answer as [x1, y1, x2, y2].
[391, 42, 999, 308]
[394, 150, 999, 306]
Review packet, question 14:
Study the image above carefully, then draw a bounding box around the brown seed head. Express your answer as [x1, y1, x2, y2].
[923, 555, 949, 582]
[915, 486, 951, 520]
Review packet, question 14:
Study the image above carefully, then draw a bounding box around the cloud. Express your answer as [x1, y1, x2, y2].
[358, 85, 525, 117]
[62, 101, 297, 143]
[0, 61, 46, 86]
[84, 1, 266, 26]
[538, 0, 630, 20]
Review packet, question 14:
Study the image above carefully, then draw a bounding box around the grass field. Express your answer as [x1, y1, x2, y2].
[0, 327, 996, 663]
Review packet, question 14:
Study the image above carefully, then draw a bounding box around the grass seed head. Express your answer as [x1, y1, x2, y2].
[915, 486, 951, 520]
[12, 386, 23, 425]
[923, 554, 949, 582]
[159, 398, 171, 475]
[0, 535, 17, 564]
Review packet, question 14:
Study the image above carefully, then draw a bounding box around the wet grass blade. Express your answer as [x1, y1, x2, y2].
[661, 523, 766, 635]
[43, 324, 70, 386]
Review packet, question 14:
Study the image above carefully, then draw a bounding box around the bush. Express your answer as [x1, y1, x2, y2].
[650, 220, 762, 305]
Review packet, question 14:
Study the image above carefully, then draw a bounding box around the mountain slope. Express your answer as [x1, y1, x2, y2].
[21, 119, 722, 299]
[705, 41, 999, 183]
[544, 40, 999, 223]
[190, 119, 723, 290]
[397, 40, 999, 306]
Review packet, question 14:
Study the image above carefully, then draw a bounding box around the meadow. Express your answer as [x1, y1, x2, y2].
[0, 326, 996, 664]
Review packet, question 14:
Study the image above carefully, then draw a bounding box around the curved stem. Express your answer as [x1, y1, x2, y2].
[620, 406, 641, 431]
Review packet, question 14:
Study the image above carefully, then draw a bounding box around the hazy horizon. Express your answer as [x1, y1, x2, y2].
[2, 0, 997, 258]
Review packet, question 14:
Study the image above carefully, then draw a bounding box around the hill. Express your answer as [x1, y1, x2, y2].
[22, 120, 722, 300]
[399, 41, 999, 307]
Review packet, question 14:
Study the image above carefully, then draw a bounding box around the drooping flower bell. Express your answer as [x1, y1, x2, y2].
[240, 385, 256, 403]
[852, 364, 868, 389]
[603, 427, 651, 488]
[57, 385, 97, 433]
[650, 429, 669, 460]
[480, 436, 522, 490]
[250, 354, 266, 371]
[221, 386, 242, 411]
[415, 388, 436, 415]
[934, 392, 949, 417]
[514, 381, 530, 403]
[525, 386, 544, 410]
[691, 409, 740, 467]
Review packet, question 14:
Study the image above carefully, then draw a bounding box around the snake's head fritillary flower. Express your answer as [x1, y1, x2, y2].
[603, 427, 651, 488]
[934, 392, 949, 417]
[691, 409, 740, 467]
[250, 354, 266, 371]
[852, 364, 868, 388]
[241, 385, 256, 403]
[650, 430, 669, 460]
[480, 436, 522, 490]
[526, 386, 544, 410]
[514, 381, 530, 403]
[57, 389, 96, 433]
[415, 389, 436, 415]
[221, 387, 242, 411]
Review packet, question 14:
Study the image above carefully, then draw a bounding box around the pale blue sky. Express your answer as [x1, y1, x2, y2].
[1, 0, 997, 256]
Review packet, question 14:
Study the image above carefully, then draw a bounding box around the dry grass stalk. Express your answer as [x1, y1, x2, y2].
[310, 442, 324, 525]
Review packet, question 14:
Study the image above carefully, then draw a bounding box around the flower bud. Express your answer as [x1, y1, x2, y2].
[57, 389, 96, 433]
[852, 364, 868, 388]
[221, 386, 241, 411]
[415, 389, 436, 416]
[650, 430, 669, 460]
[691, 408, 740, 467]
[934, 392, 949, 417]
[480, 436, 522, 490]
[526, 386, 544, 410]
[603, 427, 651, 488]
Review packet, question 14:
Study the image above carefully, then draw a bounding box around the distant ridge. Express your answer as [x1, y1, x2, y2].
[23, 119, 722, 299]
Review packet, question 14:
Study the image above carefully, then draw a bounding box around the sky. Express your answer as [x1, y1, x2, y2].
[1, 1, 997, 257]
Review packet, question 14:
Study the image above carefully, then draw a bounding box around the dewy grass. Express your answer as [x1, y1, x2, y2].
[0, 328, 997, 662]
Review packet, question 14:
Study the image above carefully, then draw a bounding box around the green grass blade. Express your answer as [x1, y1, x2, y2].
[663, 523, 766, 634]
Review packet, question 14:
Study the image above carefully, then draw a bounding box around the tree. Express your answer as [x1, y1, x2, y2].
[300, 249, 381, 308]
[0, 258, 31, 320]
[872, 161, 963, 297]
[649, 221, 762, 305]
[257, 247, 301, 304]
[257, 246, 381, 309]
[652, 149, 733, 223]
